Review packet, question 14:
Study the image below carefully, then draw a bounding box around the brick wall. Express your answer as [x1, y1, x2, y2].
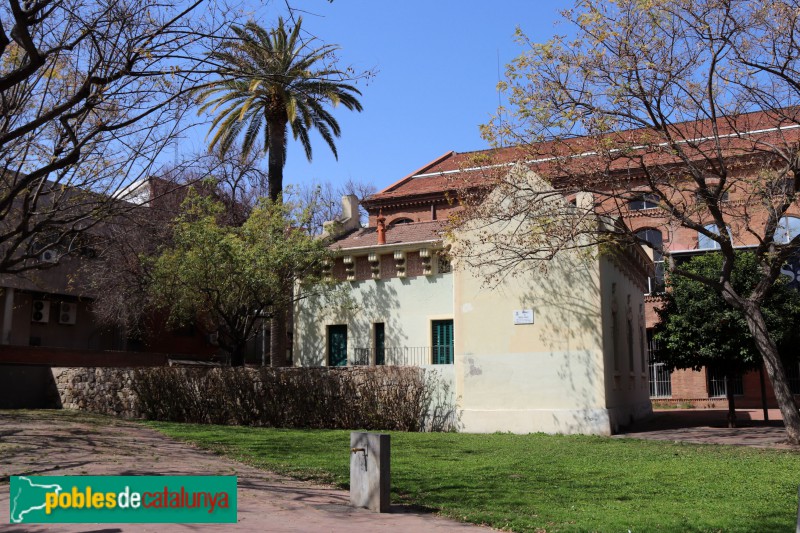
[367, 203, 460, 227]
[660, 366, 799, 409]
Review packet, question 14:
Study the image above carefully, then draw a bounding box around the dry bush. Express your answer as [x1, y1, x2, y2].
[132, 366, 458, 431]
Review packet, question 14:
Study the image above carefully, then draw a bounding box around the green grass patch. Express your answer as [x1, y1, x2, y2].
[145, 421, 800, 532]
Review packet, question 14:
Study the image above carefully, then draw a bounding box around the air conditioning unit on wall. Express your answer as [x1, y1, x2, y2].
[31, 300, 50, 323]
[59, 302, 77, 325]
[40, 249, 58, 263]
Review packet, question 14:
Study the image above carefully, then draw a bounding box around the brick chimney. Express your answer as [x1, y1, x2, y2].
[377, 211, 387, 245]
[320, 194, 361, 240]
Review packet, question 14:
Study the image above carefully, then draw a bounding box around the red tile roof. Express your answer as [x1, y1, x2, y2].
[330, 220, 447, 250]
[366, 108, 800, 204]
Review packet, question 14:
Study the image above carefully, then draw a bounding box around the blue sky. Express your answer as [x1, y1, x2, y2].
[188, 1, 573, 193]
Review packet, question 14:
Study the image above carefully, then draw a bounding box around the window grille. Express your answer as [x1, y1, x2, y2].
[707, 365, 743, 397]
[647, 331, 672, 398]
[437, 256, 452, 274]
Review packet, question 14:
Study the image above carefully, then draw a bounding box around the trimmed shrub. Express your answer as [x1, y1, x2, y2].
[132, 366, 457, 431]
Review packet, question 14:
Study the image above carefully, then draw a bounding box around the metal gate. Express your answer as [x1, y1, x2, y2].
[647, 330, 672, 398]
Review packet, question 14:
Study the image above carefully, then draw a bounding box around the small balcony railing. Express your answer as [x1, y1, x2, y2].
[351, 346, 454, 366]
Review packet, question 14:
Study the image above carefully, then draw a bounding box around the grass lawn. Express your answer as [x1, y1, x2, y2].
[146, 421, 800, 532]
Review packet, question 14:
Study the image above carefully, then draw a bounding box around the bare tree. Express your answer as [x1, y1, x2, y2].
[453, 0, 800, 442]
[288, 178, 376, 234]
[89, 148, 269, 338]
[0, 0, 231, 274]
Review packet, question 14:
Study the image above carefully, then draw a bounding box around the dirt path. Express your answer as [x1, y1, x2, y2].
[0, 410, 490, 532]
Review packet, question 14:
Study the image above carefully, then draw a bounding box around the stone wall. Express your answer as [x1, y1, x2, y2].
[47, 366, 458, 431]
[52, 367, 138, 418]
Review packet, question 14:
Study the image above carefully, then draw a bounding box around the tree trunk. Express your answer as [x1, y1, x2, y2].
[265, 116, 289, 366]
[266, 119, 287, 202]
[270, 306, 287, 367]
[230, 344, 245, 367]
[741, 301, 800, 443]
[725, 370, 737, 428]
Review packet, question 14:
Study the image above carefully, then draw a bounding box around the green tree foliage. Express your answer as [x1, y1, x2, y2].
[654, 252, 800, 424]
[197, 17, 363, 201]
[149, 191, 330, 366]
[655, 252, 800, 370]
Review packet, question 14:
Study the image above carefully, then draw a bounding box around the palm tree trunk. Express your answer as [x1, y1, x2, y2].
[267, 119, 287, 202]
[269, 306, 287, 367]
[230, 343, 245, 367]
[266, 117, 290, 366]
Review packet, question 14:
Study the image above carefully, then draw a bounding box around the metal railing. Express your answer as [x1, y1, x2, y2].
[352, 348, 371, 366]
[707, 366, 743, 397]
[350, 346, 454, 366]
[647, 333, 672, 398]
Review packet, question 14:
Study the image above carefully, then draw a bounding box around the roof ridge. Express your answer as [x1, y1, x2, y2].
[374, 151, 455, 195]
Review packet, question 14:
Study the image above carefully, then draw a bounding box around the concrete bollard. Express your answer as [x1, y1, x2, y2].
[350, 432, 390, 512]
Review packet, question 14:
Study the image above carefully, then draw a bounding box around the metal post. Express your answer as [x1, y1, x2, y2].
[261, 318, 267, 367]
[759, 365, 769, 422]
[2, 287, 14, 345]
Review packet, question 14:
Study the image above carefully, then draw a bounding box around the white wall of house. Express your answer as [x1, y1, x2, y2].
[293, 172, 652, 435]
[294, 272, 454, 366]
[448, 173, 652, 435]
[452, 242, 615, 434]
[598, 256, 653, 432]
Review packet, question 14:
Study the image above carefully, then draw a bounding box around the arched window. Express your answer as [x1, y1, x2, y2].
[776, 216, 800, 243]
[628, 193, 660, 211]
[389, 217, 413, 226]
[635, 228, 664, 293]
[697, 224, 731, 250]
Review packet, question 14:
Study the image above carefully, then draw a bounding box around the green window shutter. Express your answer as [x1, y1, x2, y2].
[432, 320, 454, 364]
[328, 325, 348, 367]
[375, 323, 385, 365]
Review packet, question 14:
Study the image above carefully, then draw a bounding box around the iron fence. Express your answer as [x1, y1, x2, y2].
[706, 366, 743, 397]
[647, 332, 672, 398]
[349, 346, 454, 366]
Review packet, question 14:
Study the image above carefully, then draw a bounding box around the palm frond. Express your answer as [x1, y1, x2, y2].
[199, 16, 363, 189]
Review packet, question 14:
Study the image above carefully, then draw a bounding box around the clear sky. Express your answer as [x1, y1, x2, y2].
[187, 1, 574, 194]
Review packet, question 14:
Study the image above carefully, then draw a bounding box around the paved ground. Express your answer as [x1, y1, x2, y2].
[616, 408, 800, 449]
[0, 411, 491, 532]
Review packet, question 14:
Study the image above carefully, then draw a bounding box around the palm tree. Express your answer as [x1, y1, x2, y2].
[197, 17, 363, 202]
[197, 18, 362, 367]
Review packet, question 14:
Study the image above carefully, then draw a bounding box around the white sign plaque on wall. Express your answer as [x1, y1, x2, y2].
[513, 309, 534, 325]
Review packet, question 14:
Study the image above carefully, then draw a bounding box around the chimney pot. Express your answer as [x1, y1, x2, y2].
[377, 211, 387, 245]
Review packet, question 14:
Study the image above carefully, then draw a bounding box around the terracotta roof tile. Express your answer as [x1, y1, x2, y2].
[330, 220, 446, 250]
[366, 108, 800, 204]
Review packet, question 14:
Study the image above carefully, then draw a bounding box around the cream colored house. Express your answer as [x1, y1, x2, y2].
[293, 173, 653, 435]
